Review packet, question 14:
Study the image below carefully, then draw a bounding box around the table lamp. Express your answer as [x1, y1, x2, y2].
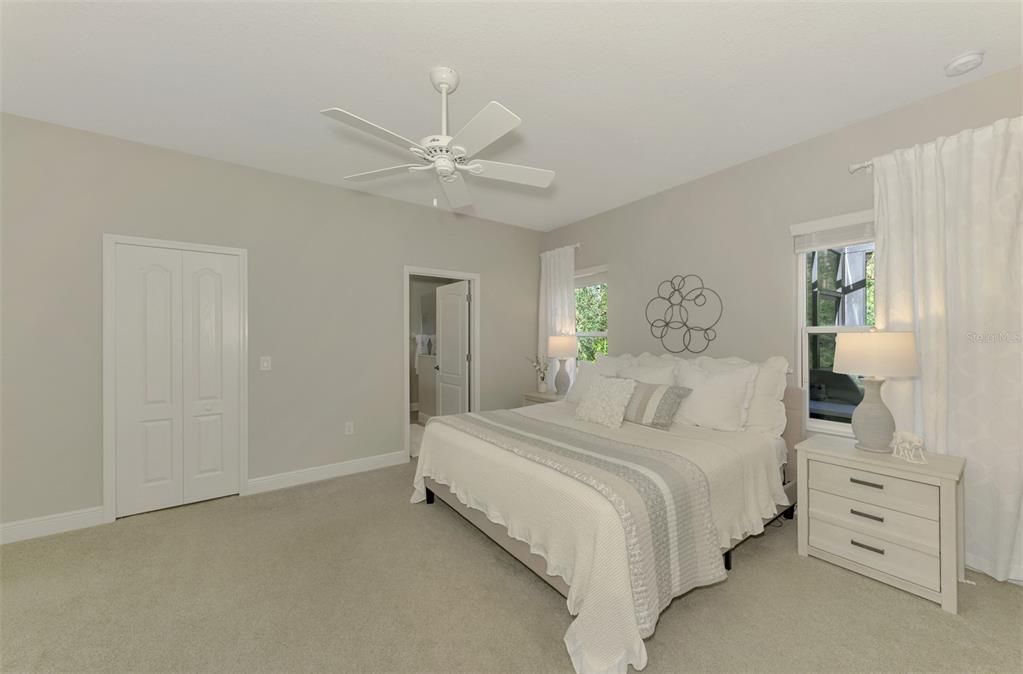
[547, 335, 578, 396]
[833, 330, 919, 452]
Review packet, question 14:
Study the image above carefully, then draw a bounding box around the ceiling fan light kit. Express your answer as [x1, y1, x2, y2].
[322, 66, 554, 209]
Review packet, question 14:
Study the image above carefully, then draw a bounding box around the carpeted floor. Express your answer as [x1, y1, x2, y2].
[2, 460, 1021, 673]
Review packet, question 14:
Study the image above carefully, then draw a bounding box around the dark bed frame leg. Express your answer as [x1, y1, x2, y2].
[782, 504, 795, 520]
[425, 487, 435, 504]
[723, 550, 732, 571]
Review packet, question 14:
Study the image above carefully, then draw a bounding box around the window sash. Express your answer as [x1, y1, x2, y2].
[796, 239, 875, 437]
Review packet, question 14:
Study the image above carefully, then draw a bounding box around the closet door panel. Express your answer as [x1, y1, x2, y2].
[115, 245, 184, 516]
[182, 251, 241, 503]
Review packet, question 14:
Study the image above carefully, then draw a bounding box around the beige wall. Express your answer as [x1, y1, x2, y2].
[4, 68, 1021, 523]
[1, 114, 542, 522]
[543, 68, 1022, 367]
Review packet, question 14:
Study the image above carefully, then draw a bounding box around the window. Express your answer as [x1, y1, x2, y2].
[802, 241, 875, 427]
[575, 266, 608, 361]
[792, 210, 877, 434]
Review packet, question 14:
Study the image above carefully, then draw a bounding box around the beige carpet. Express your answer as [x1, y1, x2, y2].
[2, 460, 1021, 673]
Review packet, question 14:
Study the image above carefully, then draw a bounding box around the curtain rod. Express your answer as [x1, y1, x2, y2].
[848, 160, 873, 174]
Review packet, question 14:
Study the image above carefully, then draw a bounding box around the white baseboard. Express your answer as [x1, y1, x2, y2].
[1, 506, 106, 544]
[1, 452, 410, 543]
[245, 450, 409, 495]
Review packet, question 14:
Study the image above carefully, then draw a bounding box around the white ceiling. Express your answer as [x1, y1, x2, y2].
[2, 2, 1020, 231]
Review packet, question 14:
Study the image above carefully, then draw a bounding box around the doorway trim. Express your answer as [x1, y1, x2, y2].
[403, 266, 481, 457]
[102, 234, 249, 523]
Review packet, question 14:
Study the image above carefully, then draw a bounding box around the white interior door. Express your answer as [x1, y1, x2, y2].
[115, 244, 184, 516]
[435, 281, 470, 415]
[182, 251, 241, 504]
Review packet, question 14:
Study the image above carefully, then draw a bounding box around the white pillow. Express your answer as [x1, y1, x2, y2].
[593, 353, 636, 376]
[635, 352, 680, 368]
[694, 356, 789, 436]
[566, 360, 596, 402]
[619, 363, 676, 386]
[674, 364, 758, 432]
[575, 376, 637, 428]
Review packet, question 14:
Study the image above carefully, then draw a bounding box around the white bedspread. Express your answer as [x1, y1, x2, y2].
[411, 401, 788, 674]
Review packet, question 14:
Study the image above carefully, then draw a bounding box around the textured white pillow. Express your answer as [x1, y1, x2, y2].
[674, 364, 758, 431]
[568, 355, 634, 402]
[695, 356, 789, 436]
[575, 376, 637, 428]
[619, 363, 676, 386]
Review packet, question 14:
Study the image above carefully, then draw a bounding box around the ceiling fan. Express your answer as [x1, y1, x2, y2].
[321, 66, 554, 209]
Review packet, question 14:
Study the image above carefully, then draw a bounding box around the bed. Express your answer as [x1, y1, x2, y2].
[411, 385, 804, 674]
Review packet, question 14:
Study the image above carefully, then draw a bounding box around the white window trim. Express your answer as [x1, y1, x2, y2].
[789, 209, 873, 237]
[792, 210, 876, 439]
[575, 264, 608, 281]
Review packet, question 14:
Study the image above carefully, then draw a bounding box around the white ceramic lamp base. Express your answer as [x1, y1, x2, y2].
[851, 377, 896, 452]
[554, 359, 571, 395]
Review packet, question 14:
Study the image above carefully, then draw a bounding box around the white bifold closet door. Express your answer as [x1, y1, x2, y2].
[114, 244, 241, 517]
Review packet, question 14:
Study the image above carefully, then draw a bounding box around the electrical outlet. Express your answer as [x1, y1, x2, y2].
[259, 356, 272, 371]
[344, 421, 355, 436]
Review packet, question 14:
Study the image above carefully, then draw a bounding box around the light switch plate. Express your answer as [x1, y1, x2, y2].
[344, 421, 354, 435]
[259, 356, 272, 371]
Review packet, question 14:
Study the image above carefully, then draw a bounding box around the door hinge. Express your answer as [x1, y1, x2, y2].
[466, 353, 471, 362]
[466, 291, 471, 303]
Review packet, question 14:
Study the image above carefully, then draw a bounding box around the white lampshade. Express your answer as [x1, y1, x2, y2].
[547, 334, 578, 360]
[833, 331, 919, 378]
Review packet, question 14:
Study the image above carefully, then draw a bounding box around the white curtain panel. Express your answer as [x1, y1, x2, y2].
[538, 245, 577, 381]
[873, 116, 1022, 582]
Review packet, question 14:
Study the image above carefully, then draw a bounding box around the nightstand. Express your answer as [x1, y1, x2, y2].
[796, 434, 965, 613]
[522, 391, 564, 406]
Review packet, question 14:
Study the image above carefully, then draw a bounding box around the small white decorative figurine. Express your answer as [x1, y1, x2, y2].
[891, 431, 927, 464]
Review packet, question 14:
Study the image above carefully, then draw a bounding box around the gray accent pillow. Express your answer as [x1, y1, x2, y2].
[623, 382, 692, 430]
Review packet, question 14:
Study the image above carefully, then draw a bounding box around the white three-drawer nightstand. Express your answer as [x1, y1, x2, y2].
[796, 435, 965, 613]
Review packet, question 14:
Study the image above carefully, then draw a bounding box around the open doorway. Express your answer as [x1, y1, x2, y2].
[403, 266, 480, 458]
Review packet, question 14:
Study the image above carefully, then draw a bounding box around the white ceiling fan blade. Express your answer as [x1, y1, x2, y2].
[448, 101, 520, 159]
[343, 165, 422, 182]
[440, 174, 472, 209]
[467, 160, 555, 188]
[321, 108, 424, 152]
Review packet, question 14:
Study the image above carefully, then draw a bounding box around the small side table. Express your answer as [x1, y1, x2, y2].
[522, 391, 564, 406]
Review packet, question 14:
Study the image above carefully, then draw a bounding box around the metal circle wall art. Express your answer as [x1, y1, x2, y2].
[645, 274, 723, 353]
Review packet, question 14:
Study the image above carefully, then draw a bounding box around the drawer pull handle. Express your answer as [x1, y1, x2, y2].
[850, 539, 885, 555]
[850, 508, 885, 523]
[850, 477, 884, 490]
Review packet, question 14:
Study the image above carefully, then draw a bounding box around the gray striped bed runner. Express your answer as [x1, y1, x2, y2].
[431, 409, 726, 637]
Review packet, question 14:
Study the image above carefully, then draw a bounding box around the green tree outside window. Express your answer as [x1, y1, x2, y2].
[575, 283, 608, 361]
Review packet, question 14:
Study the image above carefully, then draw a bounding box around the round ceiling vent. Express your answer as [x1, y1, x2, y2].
[945, 50, 985, 77]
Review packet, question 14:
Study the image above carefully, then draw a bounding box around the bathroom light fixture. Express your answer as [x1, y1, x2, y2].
[945, 50, 985, 77]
